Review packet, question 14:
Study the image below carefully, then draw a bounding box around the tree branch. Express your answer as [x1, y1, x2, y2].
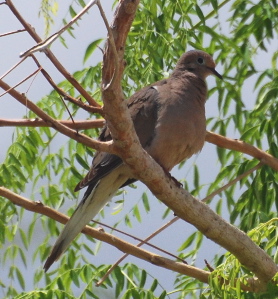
[0, 118, 105, 129]
[97, 0, 119, 89]
[30, 55, 103, 116]
[2, 112, 278, 174]
[99, 0, 277, 289]
[0, 68, 41, 97]
[0, 79, 111, 153]
[206, 131, 278, 170]
[0, 186, 263, 292]
[0, 187, 210, 284]
[97, 160, 264, 286]
[0, 28, 26, 37]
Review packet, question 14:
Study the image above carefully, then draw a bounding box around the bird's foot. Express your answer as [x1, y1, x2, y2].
[162, 167, 183, 188]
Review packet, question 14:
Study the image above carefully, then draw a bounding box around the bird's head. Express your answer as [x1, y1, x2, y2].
[173, 50, 222, 80]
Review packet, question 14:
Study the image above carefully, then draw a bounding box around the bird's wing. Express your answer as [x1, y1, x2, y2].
[44, 82, 167, 272]
[75, 81, 165, 192]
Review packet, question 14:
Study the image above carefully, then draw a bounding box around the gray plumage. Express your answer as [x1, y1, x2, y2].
[44, 50, 222, 271]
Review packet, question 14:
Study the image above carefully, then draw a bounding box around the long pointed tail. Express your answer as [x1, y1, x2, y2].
[44, 166, 129, 271]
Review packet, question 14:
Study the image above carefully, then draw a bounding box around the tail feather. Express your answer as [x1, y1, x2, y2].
[44, 166, 130, 271]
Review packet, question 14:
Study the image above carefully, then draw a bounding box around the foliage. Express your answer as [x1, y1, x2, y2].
[0, 0, 278, 298]
[39, 0, 59, 36]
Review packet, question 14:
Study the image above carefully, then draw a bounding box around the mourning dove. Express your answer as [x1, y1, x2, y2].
[44, 50, 222, 271]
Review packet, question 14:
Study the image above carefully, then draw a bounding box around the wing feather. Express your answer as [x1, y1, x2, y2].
[75, 83, 165, 192]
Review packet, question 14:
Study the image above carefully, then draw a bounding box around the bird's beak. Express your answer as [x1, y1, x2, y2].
[208, 67, 223, 80]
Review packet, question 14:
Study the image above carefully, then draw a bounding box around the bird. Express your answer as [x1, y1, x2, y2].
[43, 50, 222, 271]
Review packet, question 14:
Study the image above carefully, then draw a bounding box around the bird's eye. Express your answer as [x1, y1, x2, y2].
[197, 57, 205, 65]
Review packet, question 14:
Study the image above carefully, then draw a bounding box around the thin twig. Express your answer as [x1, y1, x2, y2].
[58, 94, 77, 130]
[6, 0, 100, 107]
[0, 118, 105, 129]
[0, 28, 26, 37]
[28, 58, 77, 126]
[0, 68, 41, 98]
[202, 161, 263, 202]
[96, 0, 119, 90]
[0, 56, 27, 80]
[96, 216, 181, 286]
[93, 218, 187, 259]
[204, 259, 214, 272]
[25, 66, 41, 94]
[30, 55, 103, 115]
[20, 0, 98, 58]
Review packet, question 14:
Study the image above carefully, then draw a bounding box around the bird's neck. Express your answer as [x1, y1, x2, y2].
[170, 73, 208, 106]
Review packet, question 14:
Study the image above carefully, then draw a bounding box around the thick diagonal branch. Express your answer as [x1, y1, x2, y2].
[100, 0, 277, 289]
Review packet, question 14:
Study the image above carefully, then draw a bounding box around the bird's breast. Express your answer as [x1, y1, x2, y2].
[145, 97, 206, 171]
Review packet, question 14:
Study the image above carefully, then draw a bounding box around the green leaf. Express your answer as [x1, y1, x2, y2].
[83, 38, 103, 63]
[69, 5, 77, 18]
[19, 228, 28, 250]
[75, 153, 90, 170]
[178, 232, 196, 251]
[193, 165, 199, 189]
[133, 204, 141, 222]
[139, 269, 147, 288]
[195, 5, 205, 24]
[142, 192, 150, 212]
[150, 279, 158, 292]
[70, 270, 80, 288]
[15, 267, 25, 290]
[241, 125, 260, 141]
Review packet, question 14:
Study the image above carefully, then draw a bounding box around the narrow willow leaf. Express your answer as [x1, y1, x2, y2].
[195, 5, 205, 23]
[139, 269, 147, 288]
[178, 232, 196, 251]
[75, 153, 90, 170]
[150, 279, 158, 292]
[70, 270, 80, 288]
[78, 0, 86, 7]
[83, 38, 103, 63]
[19, 228, 28, 250]
[69, 5, 77, 18]
[114, 267, 125, 297]
[15, 267, 25, 290]
[142, 192, 150, 212]
[18, 247, 27, 268]
[133, 205, 142, 223]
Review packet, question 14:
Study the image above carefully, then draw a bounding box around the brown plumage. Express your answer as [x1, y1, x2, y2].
[44, 50, 222, 271]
